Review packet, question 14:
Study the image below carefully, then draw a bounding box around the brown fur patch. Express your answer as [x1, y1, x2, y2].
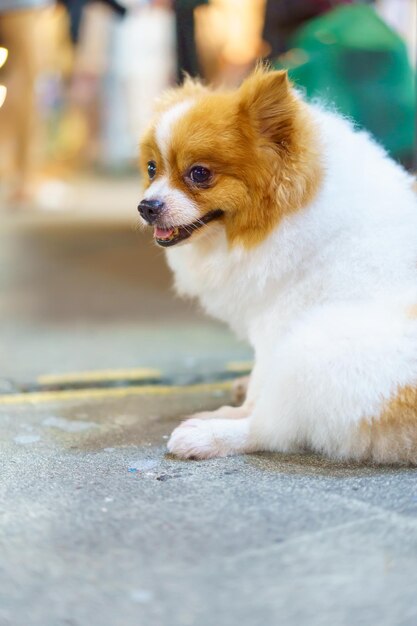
[226, 69, 322, 247]
[353, 386, 417, 464]
[139, 67, 323, 249]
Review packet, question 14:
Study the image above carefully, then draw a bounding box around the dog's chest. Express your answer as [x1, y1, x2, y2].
[166, 244, 266, 334]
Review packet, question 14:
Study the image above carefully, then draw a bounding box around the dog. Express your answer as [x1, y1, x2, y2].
[138, 67, 417, 463]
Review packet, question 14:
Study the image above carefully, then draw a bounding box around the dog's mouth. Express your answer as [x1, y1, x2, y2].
[153, 209, 224, 247]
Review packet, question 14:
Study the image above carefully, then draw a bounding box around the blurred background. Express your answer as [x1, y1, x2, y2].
[0, 0, 416, 387]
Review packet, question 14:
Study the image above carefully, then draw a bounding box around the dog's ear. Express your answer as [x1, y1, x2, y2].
[238, 68, 296, 146]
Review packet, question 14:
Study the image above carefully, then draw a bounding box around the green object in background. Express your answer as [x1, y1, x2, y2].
[273, 4, 416, 166]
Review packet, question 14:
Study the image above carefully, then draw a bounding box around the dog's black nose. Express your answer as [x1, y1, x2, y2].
[138, 199, 165, 224]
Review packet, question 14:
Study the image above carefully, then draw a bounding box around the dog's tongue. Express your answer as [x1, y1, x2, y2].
[154, 226, 174, 240]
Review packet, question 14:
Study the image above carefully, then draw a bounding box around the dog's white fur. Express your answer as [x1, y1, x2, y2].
[148, 97, 417, 462]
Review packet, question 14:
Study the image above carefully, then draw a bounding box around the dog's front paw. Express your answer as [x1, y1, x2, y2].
[167, 418, 221, 459]
[167, 417, 251, 460]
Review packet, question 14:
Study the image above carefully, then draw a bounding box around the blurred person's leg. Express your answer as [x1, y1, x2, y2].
[59, 0, 126, 44]
[175, 0, 208, 83]
[175, 3, 198, 82]
[0, 8, 44, 203]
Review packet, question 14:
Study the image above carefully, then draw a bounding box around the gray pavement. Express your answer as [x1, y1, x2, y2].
[1, 180, 417, 626]
[2, 391, 417, 626]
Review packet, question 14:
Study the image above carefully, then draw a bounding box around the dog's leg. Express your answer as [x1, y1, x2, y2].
[167, 354, 280, 458]
[167, 359, 274, 458]
[186, 359, 264, 421]
[167, 416, 257, 459]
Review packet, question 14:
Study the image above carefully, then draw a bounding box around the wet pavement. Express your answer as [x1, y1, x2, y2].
[1, 179, 417, 626]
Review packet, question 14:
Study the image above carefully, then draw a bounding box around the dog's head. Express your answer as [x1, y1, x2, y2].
[138, 67, 321, 249]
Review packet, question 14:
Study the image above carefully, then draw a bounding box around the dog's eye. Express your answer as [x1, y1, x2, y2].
[147, 161, 156, 180]
[190, 166, 211, 185]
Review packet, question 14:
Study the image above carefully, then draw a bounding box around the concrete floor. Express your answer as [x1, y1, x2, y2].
[1, 179, 417, 626]
[2, 392, 417, 626]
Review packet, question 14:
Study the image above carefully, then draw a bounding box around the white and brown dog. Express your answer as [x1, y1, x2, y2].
[138, 68, 417, 463]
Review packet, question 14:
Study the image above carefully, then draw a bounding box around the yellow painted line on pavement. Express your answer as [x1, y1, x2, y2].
[226, 361, 253, 373]
[0, 381, 232, 406]
[37, 367, 162, 385]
